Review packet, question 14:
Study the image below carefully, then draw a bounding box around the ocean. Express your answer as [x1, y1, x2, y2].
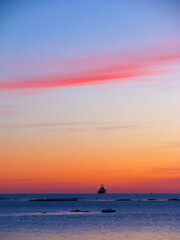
[0, 193, 180, 240]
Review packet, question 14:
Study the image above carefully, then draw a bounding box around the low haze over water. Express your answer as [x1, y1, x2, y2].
[1, 193, 180, 240]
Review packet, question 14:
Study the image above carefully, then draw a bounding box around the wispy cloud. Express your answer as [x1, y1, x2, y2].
[151, 167, 180, 175]
[0, 105, 24, 116]
[164, 142, 180, 148]
[0, 43, 180, 92]
[97, 125, 135, 131]
[0, 178, 81, 186]
[0, 178, 40, 182]
[0, 122, 117, 128]
[0, 122, 137, 132]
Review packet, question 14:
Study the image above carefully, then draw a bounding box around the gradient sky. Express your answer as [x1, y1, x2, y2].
[0, 0, 180, 193]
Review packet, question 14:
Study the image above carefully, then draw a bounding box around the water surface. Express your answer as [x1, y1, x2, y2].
[0, 193, 180, 240]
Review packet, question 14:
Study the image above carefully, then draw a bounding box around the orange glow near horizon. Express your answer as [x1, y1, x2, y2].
[1, 116, 180, 193]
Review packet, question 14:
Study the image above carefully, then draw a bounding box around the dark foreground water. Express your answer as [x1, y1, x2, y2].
[0, 193, 180, 240]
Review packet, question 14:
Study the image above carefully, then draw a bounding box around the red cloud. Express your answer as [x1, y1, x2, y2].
[0, 46, 180, 91]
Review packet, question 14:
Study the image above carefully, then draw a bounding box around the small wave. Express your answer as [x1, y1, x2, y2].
[29, 198, 79, 202]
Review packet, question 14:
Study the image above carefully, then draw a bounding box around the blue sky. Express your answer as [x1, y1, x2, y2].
[1, 0, 180, 66]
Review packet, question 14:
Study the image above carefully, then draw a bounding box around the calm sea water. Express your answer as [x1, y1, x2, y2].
[0, 193, 180, 240]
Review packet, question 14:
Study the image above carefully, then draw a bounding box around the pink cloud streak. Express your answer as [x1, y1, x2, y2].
[0, 47, 180, 91]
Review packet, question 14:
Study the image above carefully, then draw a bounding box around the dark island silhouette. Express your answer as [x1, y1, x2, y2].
[97, 184, 106, 194]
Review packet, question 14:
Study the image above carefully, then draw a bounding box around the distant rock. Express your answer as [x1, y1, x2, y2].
[168, 198, 180, 201]
[147, 199, 156, 201]
[115, 199, 132, 201]
[101, 208, 116, 213]
[0, 197, 9, 200]
[71, 209, 89, 212]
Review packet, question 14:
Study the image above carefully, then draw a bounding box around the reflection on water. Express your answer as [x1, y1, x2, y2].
[2, 231, 180, 240]
[0, 211, 98, 217]
[0, 194, 180, 240]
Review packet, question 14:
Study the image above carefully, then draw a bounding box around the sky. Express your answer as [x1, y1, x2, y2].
[0, 0, 180, 193]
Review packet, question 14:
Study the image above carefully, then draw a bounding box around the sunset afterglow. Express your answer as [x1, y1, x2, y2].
[0, 0, 180, 193]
